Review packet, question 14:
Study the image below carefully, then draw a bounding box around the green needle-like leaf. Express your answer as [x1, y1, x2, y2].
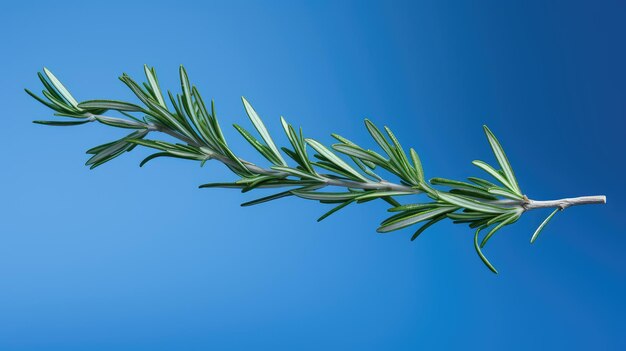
[364, 119, 394, 157]
[474, 227, 498, 274]
[317, 200, 354, 222]
[530, 208, 559, 244]
[94, 115, 145, 129]
[33, 120, 91, 126]
[483, 126, 521, 194]
[472, 160, 516, 192]
[79, 100, 146, 112]
[25, 89, 70, 114]
[378, 206, 456, 233]
[241, 97, 287, 166]
[467, 177, 498, 189]
[332, 143, 388, 166]
[144, 65, 166, 107]
[480, 211, 522, 248]
[487, 187, 524, 201]
[43, 68, 79, 108]
[234, 124, 282, 165]
[291, 190, 358, 202]
[430, 177, 489, 192]
[240, 189, 294, 207]
[410, 214, 447, 241]
[436, 192, 511, 214]
[306, 138, 368, 182]
[388, 203, 438, 213]
[354, 191, 413, 201]
[410, 148, 424, 183]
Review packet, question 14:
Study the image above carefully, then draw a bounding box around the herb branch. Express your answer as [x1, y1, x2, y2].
[26, 65, 606, 273]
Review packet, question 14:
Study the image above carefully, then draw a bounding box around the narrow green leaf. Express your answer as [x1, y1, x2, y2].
[388, 203, 438, 212]
[311, 161, 358, 181]
[165, 150, 205, 160]
[234, 124, 282, 165]
[410, 214, 447, 241]
[199, 182, 248, 189]
[240, 189, 294, 207]
[139, 152, 170, 167]
[119, 75, 148, 101]
[364, 119, 394, 157]
[127, 138, 176, 151]
[291, 190, 358, 202]
[207, 96, 226, 142]
[330, 133, 355, 145]
[410, 148, 424, 182]
[37, 72, 65, 102]
[280, 117, 315, 173]
[385, 126, 418, 183]
[86, 141, 116, 155]
[86, 141, 129, 166]
[144, 65, 166, 107]
[88, 147, 130, 169]
[33, 120, 91, 126]
[216, 139, 254, 177]
[487, 187, 524, 201]
[121, 75, 181, 134]
[43, 68, 79, 108]
[78, 100, 145, 112]
[85, 130, 149, 167]
[378, 206, 456, 233]
[381, 204, 453, 226]
[144, 95, 198, 141]
[483, 125, 521, 194]
[25, 89, 68, 113]
[317, 200, 354, 222]
[472, 160, 515, 192]
[480, 212, 522, 248]
[241, 185, 322, 207]
[381, 196, 401, 207]
[469, 217, 493, 229]
[449, 188, 498, 200]
[306, 138, 367, 182]
[447, 212, 492, 221]
[238, 175, 275, 193]
[437, 192, 511, 214]
[41, 90, 80, 114]
[474, 227, 498, 274]
[179, 66, 197, 120]
[486, 211, 515, 227]
[354, 191, 412, 201]
[348, 156, 376, 177]
[467, 177, 499, 189]
[94, 115, 145, 129]
[241, 97, 287, 166]
[530, 208, 559, 244]
[332, 144, 388, 165]
[430, 177, 489, 192]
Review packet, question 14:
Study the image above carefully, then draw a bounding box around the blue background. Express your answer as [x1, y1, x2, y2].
[1, 1, 624, 349]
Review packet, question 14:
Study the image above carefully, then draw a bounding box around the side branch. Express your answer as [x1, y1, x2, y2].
[89, 113, 421, 194]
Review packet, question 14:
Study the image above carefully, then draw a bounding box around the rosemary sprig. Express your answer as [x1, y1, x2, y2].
[26, 65, 607, 273]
